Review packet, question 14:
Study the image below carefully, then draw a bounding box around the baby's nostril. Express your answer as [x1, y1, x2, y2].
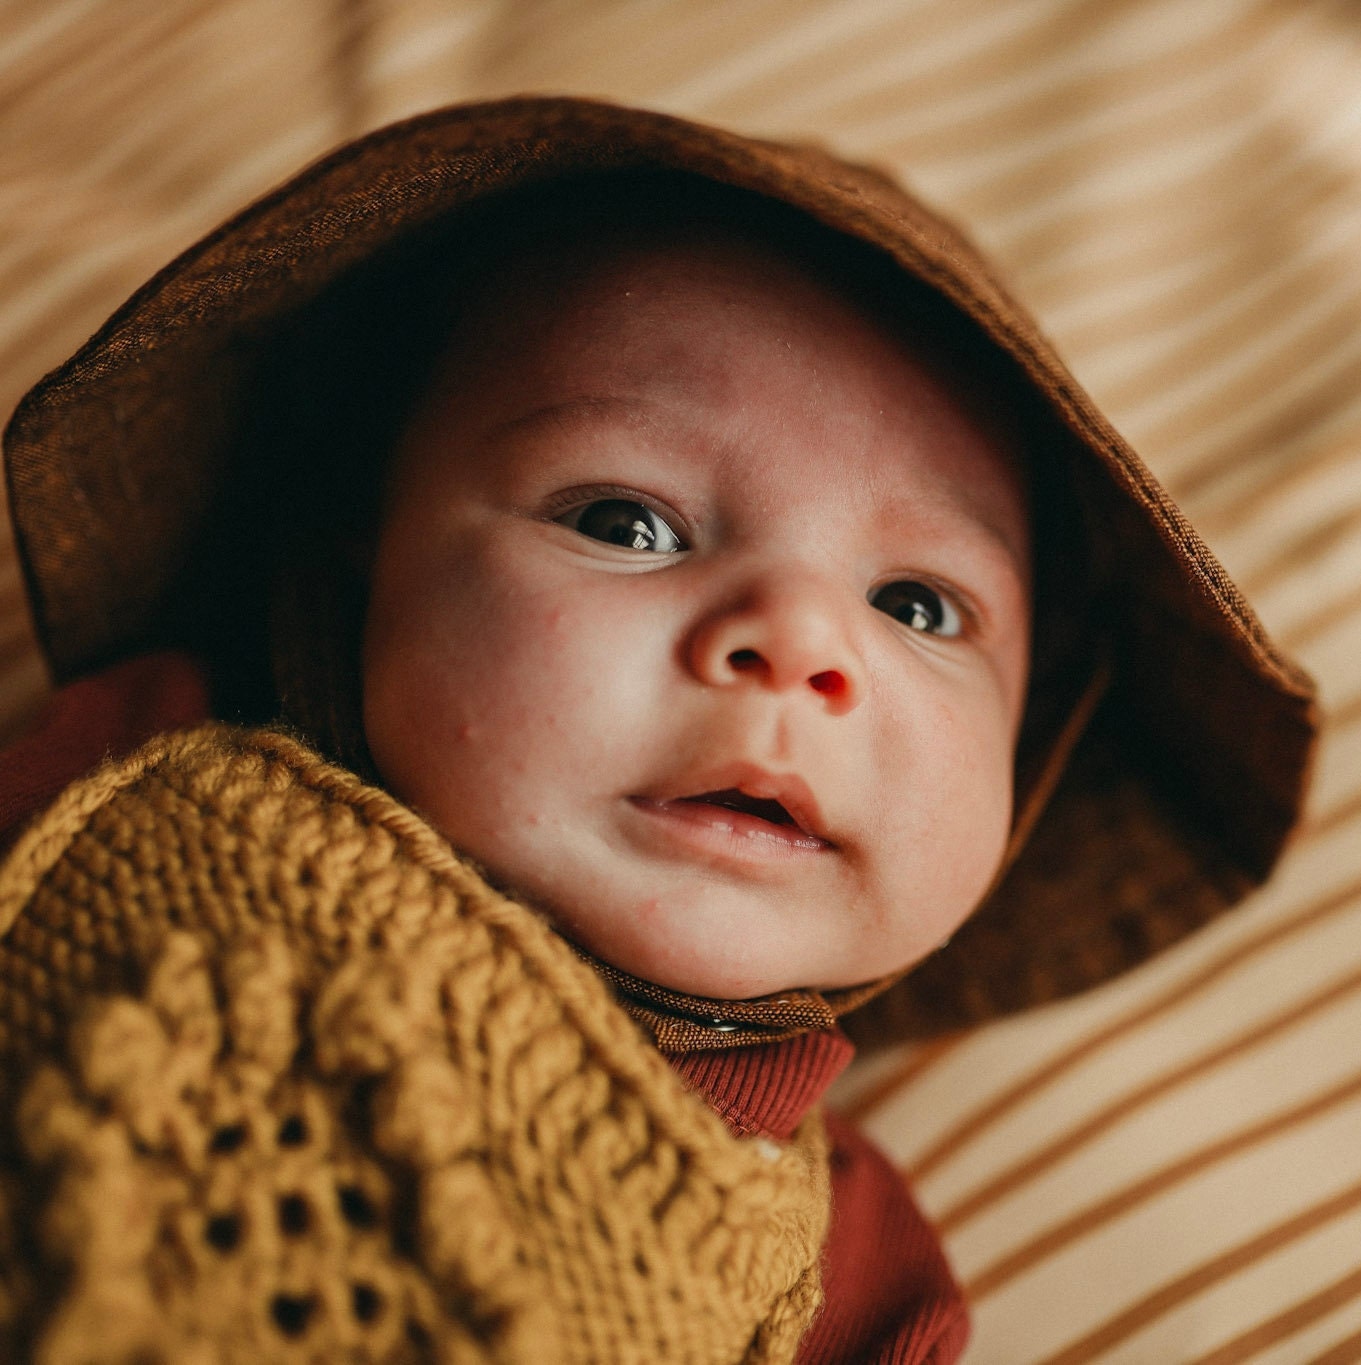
[727, 648, 763, 673]
[809, 670, 846, 697]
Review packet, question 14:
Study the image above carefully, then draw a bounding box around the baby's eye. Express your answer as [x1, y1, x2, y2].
[556, 499, 684, 553]
[870, 580, 963, 637]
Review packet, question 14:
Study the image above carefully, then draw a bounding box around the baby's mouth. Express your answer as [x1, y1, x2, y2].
[679, 789, 800, 829]
[628, 765, 834, 854]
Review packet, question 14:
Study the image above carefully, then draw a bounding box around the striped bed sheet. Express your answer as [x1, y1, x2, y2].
[2, 2, 1359, 1360]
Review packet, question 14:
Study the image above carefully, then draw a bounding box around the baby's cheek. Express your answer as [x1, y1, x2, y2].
[872, 692, 1014, 925]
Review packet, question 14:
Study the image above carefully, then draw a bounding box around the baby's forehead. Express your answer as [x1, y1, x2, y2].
[430, 200, 1015, 439]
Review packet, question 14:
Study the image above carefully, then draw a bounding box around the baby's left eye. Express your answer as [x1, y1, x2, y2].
[556, 499, 684, 553]
[870, 580, 963, 637]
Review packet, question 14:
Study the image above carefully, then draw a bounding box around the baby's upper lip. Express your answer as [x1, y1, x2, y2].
[640, 762, 834, 845]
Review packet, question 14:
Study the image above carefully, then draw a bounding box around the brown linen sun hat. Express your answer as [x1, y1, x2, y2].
[1, 95, 1317, 1042]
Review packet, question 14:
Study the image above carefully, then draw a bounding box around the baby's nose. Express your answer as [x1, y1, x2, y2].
[684, 579, 863, 715]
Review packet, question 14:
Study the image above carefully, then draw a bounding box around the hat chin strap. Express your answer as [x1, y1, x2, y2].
[997, 650, 1114, 888]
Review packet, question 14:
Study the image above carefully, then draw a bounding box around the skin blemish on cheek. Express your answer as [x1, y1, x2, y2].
[633, 898, 664, 925]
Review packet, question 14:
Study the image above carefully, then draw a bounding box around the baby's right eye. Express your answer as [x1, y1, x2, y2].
[555, 499, 685, 553]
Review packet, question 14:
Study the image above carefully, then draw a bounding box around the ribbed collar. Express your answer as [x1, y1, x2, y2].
[668, 1028, 855, 1141]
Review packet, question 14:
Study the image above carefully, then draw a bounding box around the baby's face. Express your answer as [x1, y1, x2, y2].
[362, 227, 1031, 999]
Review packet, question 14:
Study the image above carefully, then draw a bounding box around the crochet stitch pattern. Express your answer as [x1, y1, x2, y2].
[0, 726, 829, 1363]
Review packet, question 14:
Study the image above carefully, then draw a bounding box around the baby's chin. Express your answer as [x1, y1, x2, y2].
[525, 883, 911, 1003]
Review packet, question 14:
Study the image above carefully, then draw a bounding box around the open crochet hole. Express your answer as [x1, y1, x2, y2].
[352, 1283, 383, 1323]
[278, 1193, 310, 1236]
[204, 1212, 241, 1252]
[337, 1184, 378, 1229]
[270, 1293, 315, 1337]
[209, 1123, 248, 1154]
[277, 1115, 308, 1146]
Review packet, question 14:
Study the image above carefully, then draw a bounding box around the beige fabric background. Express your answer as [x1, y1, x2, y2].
[3, 2, 1361, 1361]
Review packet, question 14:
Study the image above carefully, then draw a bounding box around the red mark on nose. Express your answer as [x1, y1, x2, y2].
[809, 670, 846, 698]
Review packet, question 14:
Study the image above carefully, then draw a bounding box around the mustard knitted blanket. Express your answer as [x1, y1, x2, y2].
[0, 725, 829, 1363]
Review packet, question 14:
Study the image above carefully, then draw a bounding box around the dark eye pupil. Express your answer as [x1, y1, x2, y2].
[575, 500, 669, 550]
[872, 581, 944, 632]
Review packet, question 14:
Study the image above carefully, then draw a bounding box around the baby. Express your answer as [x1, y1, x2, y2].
[0, 98, 1315, 1365]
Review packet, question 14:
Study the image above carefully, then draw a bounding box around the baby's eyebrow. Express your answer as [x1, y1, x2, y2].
[966, 519, 1031, 589]
[875, 490, 1031, 589]
[491, 393, 667, 442]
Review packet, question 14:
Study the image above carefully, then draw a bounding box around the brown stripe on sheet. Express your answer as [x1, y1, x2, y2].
[671, 0, 984, 124]
[858, 0, 1277, 186]
[1191, 419, 1361, 537]
[1223, 486, 1361, 598]
[1327, 691, 1361, 733]
[2, 0, 242, 141]
[833, 1036, 965, 1126]
[105, 0, 241, 88]
[1176, 492, 1361, 629]
[1047, 203, 1354, 375]
[965, 31, 1333, 259]
[701, 0, 1121, 137]
[1306, 787, 1361, 843]
[753, 9, 1088, 142]
[1280, 579, 1361, 654]
[1184, 1263, 1361, 1365]
[933, 961, 1361, 1233]
[903, 873, 1361, 1183]
[462, 0, 891, 117]
[0, 3, 149, 111]
[1124, 290, 1361, 486]
[1033, 1177, 1361, 1365]
[986, 109, 1343, 294]
[1153, 346, 1361, 511]
[1307, 1323, 1361, 1365]
[1086, 302, 1361, 530]
[327, 0, 378, 140]
[1028, 164, 1349, 345]
[964, 1066, 1361, 1298]
[1126, 252, 1361, 444]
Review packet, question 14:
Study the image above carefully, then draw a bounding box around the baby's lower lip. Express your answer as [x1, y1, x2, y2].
[627, 796, 830, 857]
